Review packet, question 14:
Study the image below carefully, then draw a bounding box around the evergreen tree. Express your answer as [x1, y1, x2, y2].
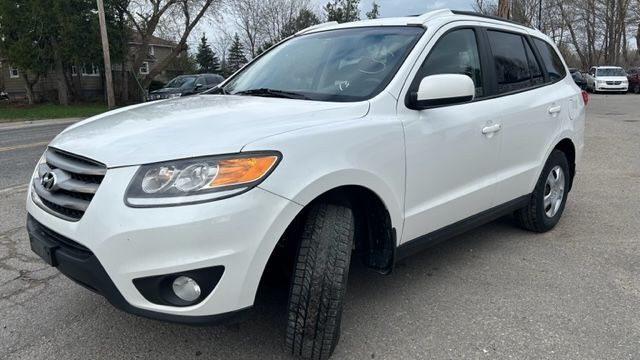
[366, 1, 380, 19]
[282, 8, 322, 38]
[196, 34, 220, 73]
[226, 33, 248, 76]
[324, 0, 360, 23]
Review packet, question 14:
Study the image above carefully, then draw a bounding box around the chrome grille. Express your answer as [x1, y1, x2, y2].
[32, 148, 106, 221]
[606, 81, 622, 85]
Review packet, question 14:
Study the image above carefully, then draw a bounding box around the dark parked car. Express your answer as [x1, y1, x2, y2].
[627, 68, 640, 93]
[148, 74, 224, 101]
[569, 68, 587, 89]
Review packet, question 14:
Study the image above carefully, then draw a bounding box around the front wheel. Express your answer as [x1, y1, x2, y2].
[285, 202, 355, 360]
[514, 150, 571, 233]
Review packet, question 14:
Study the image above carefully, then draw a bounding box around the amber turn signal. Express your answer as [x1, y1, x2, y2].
[210, 156, 279, 187]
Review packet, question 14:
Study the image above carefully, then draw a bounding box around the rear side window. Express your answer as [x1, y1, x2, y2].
[417, 29, 484, 98]
[533, 38, 566, 82]
[487, 30, 537, 94]
[524, 40, 544, 86]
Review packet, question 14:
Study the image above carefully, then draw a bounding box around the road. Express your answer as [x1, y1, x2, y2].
[1, 96, 639, 359]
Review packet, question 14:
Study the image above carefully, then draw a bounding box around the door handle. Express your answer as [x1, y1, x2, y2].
[548, 105, 562, 114]
[482, 123, 502, 134]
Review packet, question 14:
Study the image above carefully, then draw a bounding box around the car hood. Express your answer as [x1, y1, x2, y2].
[50, 95, 370, 167]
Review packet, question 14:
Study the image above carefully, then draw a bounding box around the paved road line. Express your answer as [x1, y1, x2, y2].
[0, 183, 29, 195]
[0, 141, 49, 153]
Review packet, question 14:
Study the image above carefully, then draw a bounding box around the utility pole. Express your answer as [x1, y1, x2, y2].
[97, 0, 115, 109]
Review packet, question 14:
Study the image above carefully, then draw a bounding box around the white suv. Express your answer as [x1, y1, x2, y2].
[586, 66, 629, 93]
[27, 10, 585, 360]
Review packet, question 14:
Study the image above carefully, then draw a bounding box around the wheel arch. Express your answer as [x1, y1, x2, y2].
[553, 138, 576, 191]
[256, 180, 401, 302]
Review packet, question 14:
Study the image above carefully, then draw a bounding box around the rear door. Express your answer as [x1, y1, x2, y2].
[488, 30, 571, 204]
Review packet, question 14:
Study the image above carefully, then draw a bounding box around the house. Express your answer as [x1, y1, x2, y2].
[0, 34, 179, 103]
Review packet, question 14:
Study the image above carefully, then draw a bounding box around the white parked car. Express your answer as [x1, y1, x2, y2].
[27, 9, 586, 360]
[586, 66, 628, 93]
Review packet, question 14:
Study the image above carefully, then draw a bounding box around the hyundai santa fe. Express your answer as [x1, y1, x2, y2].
[26, 9, 585, 360]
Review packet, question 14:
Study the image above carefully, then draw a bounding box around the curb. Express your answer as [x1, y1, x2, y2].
[0, 118, 83, 131]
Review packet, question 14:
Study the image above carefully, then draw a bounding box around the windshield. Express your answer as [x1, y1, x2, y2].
[223, 27, 424, 102]
[166, 76, 197, 89]
[597, 68, 626, 77]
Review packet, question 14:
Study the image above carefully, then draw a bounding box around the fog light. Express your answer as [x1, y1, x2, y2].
[172, 276, 201, 302]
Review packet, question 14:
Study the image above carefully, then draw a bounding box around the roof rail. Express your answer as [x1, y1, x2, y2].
[296, 21, 339, 35]
[451, 10, 534, 29]
[407, 9, 454, 26]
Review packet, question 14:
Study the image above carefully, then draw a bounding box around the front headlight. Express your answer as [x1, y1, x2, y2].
[125, 152, 281, 207]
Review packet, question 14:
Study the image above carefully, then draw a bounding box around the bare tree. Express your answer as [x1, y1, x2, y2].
[117, 0, 222, 88]
[226, 0, 316, 58]
[473, 0, 499, 15]
[226, 0, 266, 57]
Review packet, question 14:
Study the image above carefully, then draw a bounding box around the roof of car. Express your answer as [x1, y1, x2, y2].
[299, 9, 546, 41]
[593, 66, 624, 69]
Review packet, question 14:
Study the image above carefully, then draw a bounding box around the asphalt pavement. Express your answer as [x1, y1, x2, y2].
[0, 96, 639, 359]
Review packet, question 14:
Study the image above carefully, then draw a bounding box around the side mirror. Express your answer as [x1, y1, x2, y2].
[408, 74, 475, 110]
[194, 83, 204, 91]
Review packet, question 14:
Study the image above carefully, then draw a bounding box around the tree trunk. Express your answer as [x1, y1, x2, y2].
[20, 72, 39, 105]
[51, 38, 69, 105]
[121, 61, 129, 104]
[498, 0, 509, 19]
[636, 23, 640, 58]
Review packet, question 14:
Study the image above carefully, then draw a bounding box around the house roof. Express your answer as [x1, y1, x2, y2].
[129, 33, 177, 48]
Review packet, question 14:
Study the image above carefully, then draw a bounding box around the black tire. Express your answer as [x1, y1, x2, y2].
[285, 202, 355, 360]
[633, 84, 640, 94]
[514, 150, 571, 233]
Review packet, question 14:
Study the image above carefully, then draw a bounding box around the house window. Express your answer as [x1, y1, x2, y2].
[81, 64, 99, 76]
[9, 67, 19, 79]
[140, 61, 150, 75]
[71, 65, 78, 76]
[147, 45, 155, 57]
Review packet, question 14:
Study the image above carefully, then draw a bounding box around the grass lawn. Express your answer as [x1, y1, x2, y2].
[0, 103, 109, 122]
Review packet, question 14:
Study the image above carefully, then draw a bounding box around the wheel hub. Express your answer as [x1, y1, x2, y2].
[543, 165, 565, 218]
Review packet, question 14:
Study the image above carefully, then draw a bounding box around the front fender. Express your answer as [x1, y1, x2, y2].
[243, 115, 406, 238]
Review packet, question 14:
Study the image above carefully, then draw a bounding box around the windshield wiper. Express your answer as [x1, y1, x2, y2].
[234, 88, 310, 100]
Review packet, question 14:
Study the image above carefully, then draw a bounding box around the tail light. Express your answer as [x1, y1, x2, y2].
[581, 90, 589, 105]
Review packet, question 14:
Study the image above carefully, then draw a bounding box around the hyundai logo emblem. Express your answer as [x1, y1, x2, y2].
[41, 171, 57, 191]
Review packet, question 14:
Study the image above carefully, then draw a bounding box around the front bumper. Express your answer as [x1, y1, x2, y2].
[595, 84, 628, 92]
[26, 166, 302, 322]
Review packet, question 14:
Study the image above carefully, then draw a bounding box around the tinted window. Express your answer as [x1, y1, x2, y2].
[417, 29, 484, 97]
[533, 38, 566, 82]
[206, 74, 223, 85]
[487, 31, 534, 93]
[166, 76, 197, 89]
[524, 40, 544, 86]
